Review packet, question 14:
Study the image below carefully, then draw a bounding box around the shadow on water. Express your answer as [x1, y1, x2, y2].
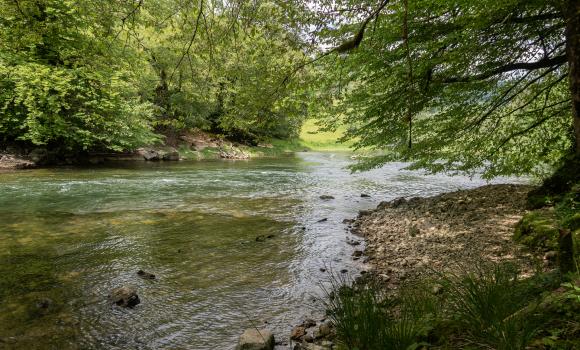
[0, 153, 527, 349]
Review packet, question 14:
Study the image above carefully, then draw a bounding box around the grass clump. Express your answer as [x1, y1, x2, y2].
[322, 261, 579, 350]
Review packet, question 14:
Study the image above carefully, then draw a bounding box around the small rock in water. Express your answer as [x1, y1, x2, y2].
[35, 298, 52, 309]
[342, 218, 354, 224]
[266, 234, 275, 239]
[236, 328, 274, 350]
[361, 193, 371, 198]
[346, 240, 361, 246]
[256, 235, 267, 242]
[319, 195, 334, 200]
[137, 270, 156, 280]
[108, 286, 140, 308]
[358, 209, 373, 217]
[340, 269, 348, 274]
[352, 250, 363, 257]
[314, 321, 333, 339]
[317, 218, 328, 223]
[304, 334, 314, 343]
[303, 318, 317, 328]
[290, 326, 306, 340]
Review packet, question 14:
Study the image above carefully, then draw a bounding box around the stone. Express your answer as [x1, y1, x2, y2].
[358, 209, 373, 217]
[314, 322, 332, 339]
[256, 235, 267, 242]
[317, 218, 328, 223]
[162, 151, 180, 161]
[361, 193, 371, 198]
[290, 326, 306, 340]
[236, 329, 274, 350]
[391, 197, 407, 208]
[137, 270, 156, 280]
[340, 269, 348, 274]
[138, 149, 160, 161]
[347, 240, 361, 246]
[303, 318, 317, 328]
[303, 334, 314, 343]
[108, 286, 140, 308]
[352, 250, 363, 257]
[319, 195, 334, 200]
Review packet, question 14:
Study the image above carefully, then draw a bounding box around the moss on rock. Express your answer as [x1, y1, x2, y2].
[514, 209, 560, 252]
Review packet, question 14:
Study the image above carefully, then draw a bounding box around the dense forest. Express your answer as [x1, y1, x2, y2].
[1, 0, 579, 176]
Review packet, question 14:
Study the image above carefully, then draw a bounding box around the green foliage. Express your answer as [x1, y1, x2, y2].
[312, 0, 574, 178]
[0, 0, 313, 154]
[0, 0, 158, 151]
[322, 262, 579, 350]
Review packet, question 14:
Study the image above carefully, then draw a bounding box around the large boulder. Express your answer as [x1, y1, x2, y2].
[236, 329, 274, 350]
[108, 286, 140, 308]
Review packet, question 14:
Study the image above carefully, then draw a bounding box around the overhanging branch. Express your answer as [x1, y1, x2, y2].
[440, 54, 567, 83]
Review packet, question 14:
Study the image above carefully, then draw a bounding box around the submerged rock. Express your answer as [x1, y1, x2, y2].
[236, 328, 274, 350]
[317, 218, 328, 223]
[319, 195, 334, 200]
[137, 270, 156, 280]
[108, 286, 140, 308]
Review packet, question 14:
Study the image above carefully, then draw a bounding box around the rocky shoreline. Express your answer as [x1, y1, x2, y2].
[284, 183, 542, 350]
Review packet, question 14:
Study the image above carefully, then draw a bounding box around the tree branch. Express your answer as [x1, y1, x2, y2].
[440, 54, 567, 83]
[169, 0, 204, 86]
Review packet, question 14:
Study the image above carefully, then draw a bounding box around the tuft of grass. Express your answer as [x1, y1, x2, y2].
[439, 262, 543, 350]
[321, 261, 574, 350]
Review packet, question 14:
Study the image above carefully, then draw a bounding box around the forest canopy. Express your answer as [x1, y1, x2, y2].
[1, 0, 579, 178]
[0, 0, 313, 151]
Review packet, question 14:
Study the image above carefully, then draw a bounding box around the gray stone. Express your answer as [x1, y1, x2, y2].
[108, 286, 140, 308]
[319, 195, 334, 200]
[236, 329, 274, 350]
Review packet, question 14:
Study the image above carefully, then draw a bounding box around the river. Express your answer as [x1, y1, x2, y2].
[0, 152, 525, 349]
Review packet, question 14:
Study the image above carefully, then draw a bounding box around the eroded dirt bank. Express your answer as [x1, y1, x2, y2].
[352, 184, 539, 289]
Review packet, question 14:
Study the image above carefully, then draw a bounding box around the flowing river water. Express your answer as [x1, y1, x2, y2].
[0, 152, 525, 349]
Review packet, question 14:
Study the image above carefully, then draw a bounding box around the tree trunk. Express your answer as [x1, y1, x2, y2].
[565, 0, 580, 154]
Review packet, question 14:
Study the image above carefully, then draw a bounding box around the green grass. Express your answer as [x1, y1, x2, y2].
[297, 119, 353, 151]
[321, 261, 579, 350]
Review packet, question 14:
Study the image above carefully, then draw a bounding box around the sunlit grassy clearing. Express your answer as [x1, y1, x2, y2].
[298, 119, 353, 151]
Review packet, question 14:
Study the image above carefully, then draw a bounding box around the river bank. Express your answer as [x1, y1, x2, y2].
[351, 184, 541, 289]
[286, 183, 546, 350]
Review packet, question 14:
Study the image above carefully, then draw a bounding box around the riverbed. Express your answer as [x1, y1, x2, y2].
[0, 152, 525, 349]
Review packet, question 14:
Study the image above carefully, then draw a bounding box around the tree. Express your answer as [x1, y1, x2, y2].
[311, 0, 579, 177]
[0, 0, 158, 151]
